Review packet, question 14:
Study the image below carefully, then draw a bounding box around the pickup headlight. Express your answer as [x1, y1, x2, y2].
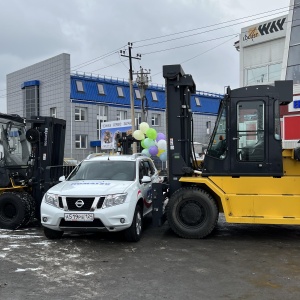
[102, 193, 127, 208]
[44, 193, 60, 208]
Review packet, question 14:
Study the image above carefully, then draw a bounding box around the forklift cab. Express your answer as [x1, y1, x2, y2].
[203, 81, 293, 177]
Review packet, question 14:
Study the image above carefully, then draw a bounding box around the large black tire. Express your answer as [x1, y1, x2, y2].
[43, 227, 64, 240]
[124, 205, 143, 242]
[21, 192, 36, 226]
[0, 192, 32, 229]
[167, 187, 218, 239]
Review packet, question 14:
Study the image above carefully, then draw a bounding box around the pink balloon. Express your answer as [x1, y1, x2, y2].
[149, 145, 158, 156]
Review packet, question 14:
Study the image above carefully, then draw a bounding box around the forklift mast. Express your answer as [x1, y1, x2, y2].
[26, 116, 66, 210]
[163, 65, 196, 195]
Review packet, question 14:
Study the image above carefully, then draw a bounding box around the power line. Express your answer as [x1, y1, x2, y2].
[133, 5, 291, 44]
[142, 33, 239, 55]
[135, 9, 290, 50]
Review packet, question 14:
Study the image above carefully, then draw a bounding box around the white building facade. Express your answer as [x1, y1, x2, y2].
[237, 0, 300, 146]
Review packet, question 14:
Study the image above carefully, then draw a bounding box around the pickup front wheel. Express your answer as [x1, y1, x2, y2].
[124, 205, 142, 242]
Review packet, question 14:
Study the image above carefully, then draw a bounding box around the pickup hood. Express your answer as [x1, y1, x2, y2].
[47, 180, 134, 196]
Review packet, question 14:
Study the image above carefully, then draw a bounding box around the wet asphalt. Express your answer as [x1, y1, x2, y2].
[0, 214, 300, 300]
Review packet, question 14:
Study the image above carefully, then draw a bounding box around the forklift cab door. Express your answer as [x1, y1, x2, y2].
[203, 85, 285, 177]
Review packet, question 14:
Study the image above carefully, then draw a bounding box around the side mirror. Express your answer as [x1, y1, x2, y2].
[141, 175, 151, 184]
[59, 175, 66, 182]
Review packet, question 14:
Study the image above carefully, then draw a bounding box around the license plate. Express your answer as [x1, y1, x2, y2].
[64, 213, 94, 222]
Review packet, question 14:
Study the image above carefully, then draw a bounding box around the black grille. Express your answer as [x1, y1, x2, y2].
[66, 197, 94, 211]
[58, 197, 63, 208]
[97, 196, 105, 209]
[59, 219, 105, 227]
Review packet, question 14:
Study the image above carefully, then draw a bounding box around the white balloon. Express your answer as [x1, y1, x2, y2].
[133, 130, 145, 141]
[139, 122, 150, 134]
[157, 139, 167, 150]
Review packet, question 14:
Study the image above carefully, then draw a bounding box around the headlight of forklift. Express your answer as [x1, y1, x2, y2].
[45, 193, 60, 208]
[102, 193, 127, 209]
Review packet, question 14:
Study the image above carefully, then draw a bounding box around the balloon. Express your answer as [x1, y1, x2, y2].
[141, 139, 146, 149]
[139, 122, 149, 134]
[157, 139, 167, 150]
[141, 148, 151, 157]
[157, 149, 165, 157]
[160, 152, 167, 162]
[146, 128, 157, 140]
[156, 133, 166, 142]
[149, 145, 158, 156]
[133, 130, 145, 141]
[144, 138, 156, 148]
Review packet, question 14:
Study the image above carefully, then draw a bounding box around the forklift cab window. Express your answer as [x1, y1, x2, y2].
[207, 101, 227, 159]
[237, 100, 265, 162]
[274, 100, 281, 140]
[0, 124, 31, 166]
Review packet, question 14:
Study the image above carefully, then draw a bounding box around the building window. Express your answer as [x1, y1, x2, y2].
[50, 107, 57, 118]
[246, 66, 267, 85]
[151, 91, 158, 101]
[75, 134, 87, 149]
[117, 110, 127, 120]
[135, 112, 141, 127]
[97, 105, 108, 139]
[117, 86, 124, 97]
[76, 80, 84, 92]
[206, 121, 211, 134]
[23, 86, 39, 119]
[151, 113, 160, 126]
[135, 90, 141, 99]
[195, 97, 201, 106]
[97, 84, 105, 95]
[75, 107, 87, 121]
[246, 63, 281, 86]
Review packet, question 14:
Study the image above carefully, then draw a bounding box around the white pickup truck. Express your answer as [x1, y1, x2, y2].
[41, 154, 160, 242]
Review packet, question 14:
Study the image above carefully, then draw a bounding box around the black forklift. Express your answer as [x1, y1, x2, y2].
[0, 113, 68, 229]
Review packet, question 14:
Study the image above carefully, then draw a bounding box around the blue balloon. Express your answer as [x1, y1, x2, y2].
[141, 149, 151, 157]
[160, 152, 167, 162]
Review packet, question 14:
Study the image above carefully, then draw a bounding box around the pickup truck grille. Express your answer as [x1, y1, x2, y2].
[57, 196, 105, 211]
[66, 197, 94, 211]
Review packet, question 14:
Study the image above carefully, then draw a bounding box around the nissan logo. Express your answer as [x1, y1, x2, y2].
[75, 199, 84, 208]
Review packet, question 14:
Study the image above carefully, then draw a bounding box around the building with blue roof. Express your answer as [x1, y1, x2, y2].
[7, 53, 221, 161]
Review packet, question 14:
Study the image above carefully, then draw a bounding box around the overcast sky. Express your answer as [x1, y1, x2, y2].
[0, 0, 290, 113]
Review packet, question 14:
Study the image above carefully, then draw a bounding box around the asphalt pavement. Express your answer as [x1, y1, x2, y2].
[1, 214, 300, 300]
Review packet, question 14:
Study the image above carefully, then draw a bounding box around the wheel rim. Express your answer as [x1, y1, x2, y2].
[136, 211, 142, 236]
[176, 199, 206, 228]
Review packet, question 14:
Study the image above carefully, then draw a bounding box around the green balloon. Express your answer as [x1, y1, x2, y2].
[144, 138, 155, 148]
[146, 128, 157, 140]
[141, 139, 146, 149]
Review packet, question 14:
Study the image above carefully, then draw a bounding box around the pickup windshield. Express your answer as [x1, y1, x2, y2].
[68, 160, 136, 181]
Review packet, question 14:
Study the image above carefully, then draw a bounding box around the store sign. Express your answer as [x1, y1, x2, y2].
[101, 119, 132, 150]
[241, 16, 287, 47]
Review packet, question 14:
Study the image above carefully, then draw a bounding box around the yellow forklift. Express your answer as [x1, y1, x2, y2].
[152, 64, 300, 238]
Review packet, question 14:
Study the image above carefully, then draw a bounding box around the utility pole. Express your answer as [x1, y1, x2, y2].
[120, 42, 141, 153]
[135, 67, 151, 123]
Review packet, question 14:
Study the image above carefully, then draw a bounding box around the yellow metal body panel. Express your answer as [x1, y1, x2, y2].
[179, 152, 300, 225]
